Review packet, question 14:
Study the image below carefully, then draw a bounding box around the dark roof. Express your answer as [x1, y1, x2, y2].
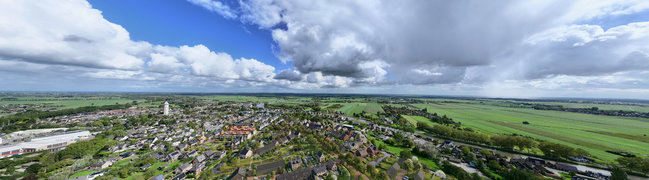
[171, 173, 186, 180]
[414, 169, 425, 180]
[149, 174, 164, 180]
[229, 167, 247, 180]
[313, 165, 327, 174]
[254, 143, 276, 155]
[257, 160, 285, 175]
[388, 162, 401, 178]
[276, 167, 313, 180]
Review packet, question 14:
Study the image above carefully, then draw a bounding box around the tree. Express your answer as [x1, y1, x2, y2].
[377, 171, 390, 180]
[538, 142, 575, 159]
[610, 167, 628, 180]
[4, 165, 15, 175]
[26, 163, 42, 174]
[403, 160, 413, 171]
[400, 149, 412, 159]
[366, 164, 376, 177]
[617, 157, 649, 174]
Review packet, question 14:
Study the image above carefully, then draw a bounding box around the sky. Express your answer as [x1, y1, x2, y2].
[1, 0, 649, 99]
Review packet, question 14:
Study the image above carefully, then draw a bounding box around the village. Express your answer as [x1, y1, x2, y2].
[0, 100, 623, 180]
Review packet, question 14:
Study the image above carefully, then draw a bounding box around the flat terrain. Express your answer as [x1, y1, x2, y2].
[413, 102, 649, 162]
[0, 96, 136, 109]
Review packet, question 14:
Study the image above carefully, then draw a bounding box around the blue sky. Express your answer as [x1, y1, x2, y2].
[88, 0, 289, 70]
[1, 0, 649, 99]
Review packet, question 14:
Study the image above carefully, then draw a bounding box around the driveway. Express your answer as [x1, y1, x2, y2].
[370, 151, 390, 166]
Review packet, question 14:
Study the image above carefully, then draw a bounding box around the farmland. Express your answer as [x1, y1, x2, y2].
[413, 101, 649, 162]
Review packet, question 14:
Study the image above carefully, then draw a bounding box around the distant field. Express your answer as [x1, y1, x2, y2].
[413, 102, 649, 162]
[0, 96, 137, 110]
[336, 103, 386, 116]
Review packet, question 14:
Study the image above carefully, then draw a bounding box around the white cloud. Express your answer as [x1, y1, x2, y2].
[186, 0, 238, 19]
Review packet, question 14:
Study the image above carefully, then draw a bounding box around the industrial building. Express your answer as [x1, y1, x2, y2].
[0, 130, 92, 158]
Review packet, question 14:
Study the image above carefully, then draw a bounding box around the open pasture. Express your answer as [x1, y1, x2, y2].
[413, 102, 649, 162]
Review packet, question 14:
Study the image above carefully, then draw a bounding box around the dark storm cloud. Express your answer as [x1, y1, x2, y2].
[273, 69, 302, 81]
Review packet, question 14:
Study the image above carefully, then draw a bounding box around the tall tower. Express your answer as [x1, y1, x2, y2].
[163, 101, 170, 115]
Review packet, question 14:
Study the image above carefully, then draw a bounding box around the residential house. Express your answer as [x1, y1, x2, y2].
[290, 158, 302, 170]
[276, 167, 313, 180]
[256, 160, 285, 175]
[315, 152, 325, 162]
[313, 165, 327, 176]
[193, 155, 206, 165]
[176, 163, 192, 174]
[355, 149, 369, 158]
[228, 167, 247, 180]
[387, 162, 401, 179]
[239, 149, 252, 159]
[414, 169, 425, 180]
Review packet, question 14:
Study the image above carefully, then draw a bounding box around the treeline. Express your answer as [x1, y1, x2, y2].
[0, 103, 132, 133]
[531, 104, 649, 118]
[382, 105, 457, 124]
[419, 123, 592, 161]
[421, 123, 490, 144]
[616, 157, 649, 175]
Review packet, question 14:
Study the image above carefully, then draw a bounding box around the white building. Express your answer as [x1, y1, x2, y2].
[163, 101, 170, 115]
[0, 130, 92, 158]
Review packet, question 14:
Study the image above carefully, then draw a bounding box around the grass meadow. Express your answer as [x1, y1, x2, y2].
[413, 102, 649, 162]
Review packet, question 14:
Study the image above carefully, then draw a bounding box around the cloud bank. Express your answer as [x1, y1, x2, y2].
[1, 0, 649, 98]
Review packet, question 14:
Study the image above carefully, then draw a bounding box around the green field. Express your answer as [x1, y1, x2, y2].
[402, 115, 438, 127]
[336, 103, 385, 116]
[0, 96, 137, 110]
[413, 102, 649, 162]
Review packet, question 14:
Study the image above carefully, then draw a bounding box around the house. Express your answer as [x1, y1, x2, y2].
[215, 151, 226, 159]
[254, 142, 276, 156]
[239, 149, 252, 159]
[276, 167, 313, 180]
[313, 165, 327, 176]
[257, 160, 285, 175]
[193, 155, 206, 165]
[139, 164, 152, 170]
[290, 158, 302, 170]
[171, 173, 186, 180]
[325, 160, 337, 172]
[204, 150, 215, 159]
[413, 169, 425, 180]
[177, 163, 192, 173]
[355, 149, 369, 158]
[189, 162, 205, 175]
[315, 152, 325, 162]
[387, 162, 401, 179]
[149, 174, 165, 180]
[120, 152, 134, 158]
[555, 164, 578, 172]
[228, 167, 247, 180]
[168, 151, 181, 161]
[279, 137, 289, 144]
[177, 143, 187, 151]
[367, 146, 378, 155]
[151, 152, 165, 160]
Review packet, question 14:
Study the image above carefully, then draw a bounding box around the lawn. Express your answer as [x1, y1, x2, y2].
[413, 102, 649, 162]
[69, 170, 98, 178]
